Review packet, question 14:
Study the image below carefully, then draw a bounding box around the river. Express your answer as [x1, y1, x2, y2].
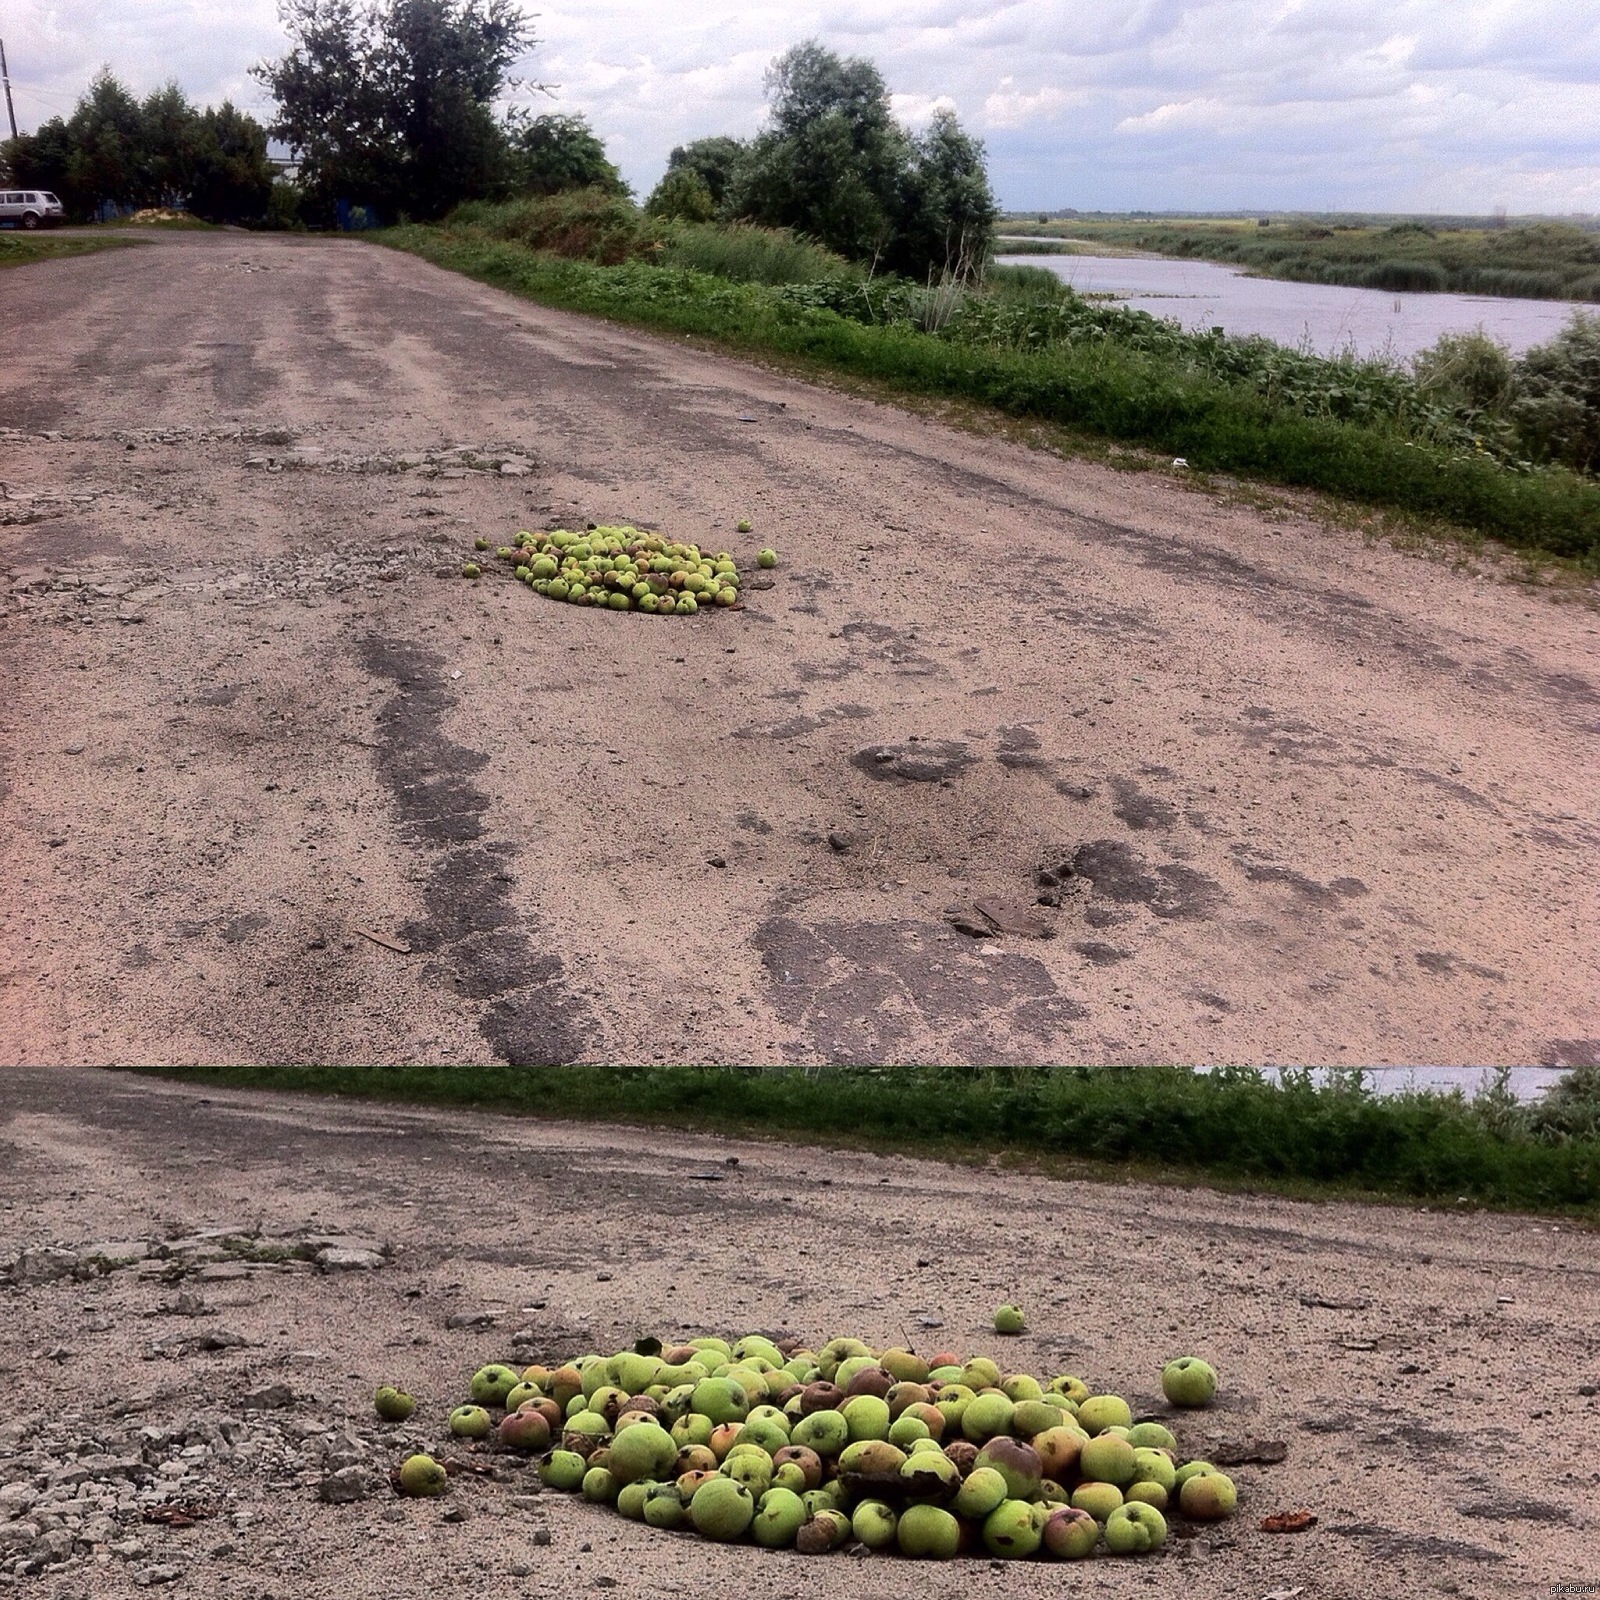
[996, 250, 1596, 361]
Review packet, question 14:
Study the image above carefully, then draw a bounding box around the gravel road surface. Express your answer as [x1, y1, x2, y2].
[2, 1068, 1596, 1597]
[1, 230, 1597, 1067]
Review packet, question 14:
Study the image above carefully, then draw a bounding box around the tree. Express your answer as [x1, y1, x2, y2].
[662, 135, 745, 210]
[900, 109, 997, 277]
[190, 103, 276, 223]
[727, 42, 910, 265]
[644, 165, 713, 222]
[0, 70, 273, 222]
[507, 112, 625, 196]
[723, 41, 994, 279]
[256, 0, 533, 219]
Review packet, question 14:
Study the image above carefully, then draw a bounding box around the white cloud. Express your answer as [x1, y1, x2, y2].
[1, 0, 1595, 213]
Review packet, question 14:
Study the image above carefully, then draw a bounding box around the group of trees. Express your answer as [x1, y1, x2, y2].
[0, 73, 274, 223]
[651, 43, 996, 279]
[1, 2, 994, 274]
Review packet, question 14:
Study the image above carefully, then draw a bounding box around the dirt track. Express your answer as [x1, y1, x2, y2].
[1, 229, 1597, 1069]
[2, 1068, 1597, 1598]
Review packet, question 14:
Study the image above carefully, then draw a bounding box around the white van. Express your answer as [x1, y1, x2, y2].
[0, 190, 65, 229]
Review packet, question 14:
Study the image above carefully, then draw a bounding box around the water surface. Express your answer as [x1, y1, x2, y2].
[998, 252, 1594, 360]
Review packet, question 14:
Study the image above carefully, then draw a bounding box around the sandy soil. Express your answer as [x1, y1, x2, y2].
[2, 1070, 1598, 1597]
[1, 228, 1597, 1070]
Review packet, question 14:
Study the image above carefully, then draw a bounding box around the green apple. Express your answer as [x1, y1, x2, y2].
[983, 1498, 1043, 1558]
[751, 1486, 807, 1548]
[1162, 1357, 1218, 1407]
[756, 548, 776, 568]
[896, 1503, 960, 1559]
[1034, 1424, 1087, 1481]
[899, 1450, 960, 1503]
[1078, 1433, 1139, 1487]
[609, 1421, 676, 1484]
[691, 1376, 750, 1426]
[1127, 1421, 1178, 1450]
[840, 1394, 891, 1442]
[539, 1449, 587, 1491]
[449, 1405, 491, 1439]
[581, 1466, 618, 1504]
[851, 1498, 898, 1549]
[1106, 1501, 1167, 1553]
[953, 1464, 1008, 1519]
[737, 520, 753, 533]
[1075, 1394, 1133, 1434]
[961, 1391, 1015, 1443]
[373, 1386, 414, 1422]
[461, 562, 480, 578]
[396, 1454, 447, 1497]
[691, 1476, 755, 1540]
[1178, 1470, 1237, 1520]
[992, 1304, 1025, 1335]
[792, 1409, 848, 1457]
[1132, 1447, 1177, 1492]
[642, 1482, 687, 1529]
[1069, 1481, 1123, 1523]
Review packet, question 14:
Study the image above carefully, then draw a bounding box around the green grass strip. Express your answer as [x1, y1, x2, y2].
[127, 1063, 1600, 1219]
[376, 226, 1600, 564]
[0, 234, 133, 270]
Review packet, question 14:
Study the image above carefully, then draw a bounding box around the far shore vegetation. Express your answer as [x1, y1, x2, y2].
[1000, 214, 1600, 303]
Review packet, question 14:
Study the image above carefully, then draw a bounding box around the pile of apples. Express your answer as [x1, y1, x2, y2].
[381, 1324, 1240, 1561]
[461, 524, 777, 613]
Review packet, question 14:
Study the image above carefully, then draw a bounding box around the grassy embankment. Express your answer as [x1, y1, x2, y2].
[999, 217, 1600, 301]
[0, 234, 132, 269]
[134, 1061, 1600, 1218]
[377, 202, 1600, 568]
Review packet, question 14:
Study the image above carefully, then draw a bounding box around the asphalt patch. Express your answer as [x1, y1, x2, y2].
[754, 916, 1085, 1064]
[1064, 839, 1225, 921]
[850, 741, 974, 784]
[361, 636, 585, 1066]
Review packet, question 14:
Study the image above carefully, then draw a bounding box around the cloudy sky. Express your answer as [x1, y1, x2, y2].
[3, 1, 1596, 213]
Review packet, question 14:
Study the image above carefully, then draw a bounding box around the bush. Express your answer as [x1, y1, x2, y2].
[1362, 259, 1448, 293]
[1413, 329, 1515, 414]
[659, 223, 855, 285]
[1513, 311, 1600, 471]
[455, 189, 648, 265]
[645, 168, 715, 223]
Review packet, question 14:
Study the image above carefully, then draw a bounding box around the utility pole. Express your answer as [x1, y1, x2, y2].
[0, 39, 18, 142]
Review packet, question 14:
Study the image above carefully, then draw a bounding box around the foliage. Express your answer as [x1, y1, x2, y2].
[1, 71, 273, 223]
[256, 0, 532, 220]
[657, 222, 856, 285]
[381, 220, 1600, 562]
[724, 40, 996, 279]
[1512, 312, 1600, 472]
[451, 188, 648, 264]
[645, 166, 715, 223]
[662, 136, 746, 211]
[506, 111, 626, 197]
[135, 1059, 1600, 1218]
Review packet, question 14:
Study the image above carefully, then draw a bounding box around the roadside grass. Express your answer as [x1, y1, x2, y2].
[376, 223, 1600, 567]
[128, 1063, 1600, 1220]
[0, 234, 132, 269]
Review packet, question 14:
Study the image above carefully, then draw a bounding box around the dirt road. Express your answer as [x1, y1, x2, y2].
[1, 230, 1596, 1068]
[2, 1068, 1596, 1597]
